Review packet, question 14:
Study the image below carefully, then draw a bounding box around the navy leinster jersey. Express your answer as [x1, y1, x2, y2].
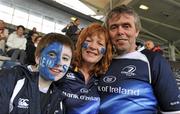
[61, 68, 100, 114]
[98, 51, 180, 114]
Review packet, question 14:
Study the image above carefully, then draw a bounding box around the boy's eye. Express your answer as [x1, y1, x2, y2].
[48, 52, 56, 58]
[62, 56, 70, 62]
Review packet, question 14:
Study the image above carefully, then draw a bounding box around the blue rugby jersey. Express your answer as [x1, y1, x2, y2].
[61, 68, 100, 114]
[98, 51, 180, 114]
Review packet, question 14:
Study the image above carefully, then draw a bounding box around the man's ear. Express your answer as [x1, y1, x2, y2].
[135, 30, 140, 38]
[35, 56, 40, 65]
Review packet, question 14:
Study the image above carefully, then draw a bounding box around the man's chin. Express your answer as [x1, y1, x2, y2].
[116, 48, 128, 55]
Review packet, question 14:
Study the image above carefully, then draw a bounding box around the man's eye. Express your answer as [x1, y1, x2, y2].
[109, 25, 118, 30]
[49, 52, 56, 58]
[122, 24, 130, 29]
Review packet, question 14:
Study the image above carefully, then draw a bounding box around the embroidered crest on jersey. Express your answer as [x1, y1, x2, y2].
[80, 88, 89, 94]
[66, 73, 76, 80]
[121, 65, 136, 76]
[103, 76, 116, 83]
[17, 98, 29, 109]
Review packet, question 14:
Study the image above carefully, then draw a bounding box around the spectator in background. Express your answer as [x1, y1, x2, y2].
[6, 25, 27, 64]
[145, 40, 163, 55]
[27, 27, 37, 39]
[0, 20, 9, 54]
[61, 21, 73, 33]
[65, 18, 81, 45]
[26, 34, 42, 65]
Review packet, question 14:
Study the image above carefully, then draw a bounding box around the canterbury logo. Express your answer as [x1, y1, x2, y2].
[66, 73, 76, 80]
[121, 65, 136, 76]
[17, 98, 29, 109]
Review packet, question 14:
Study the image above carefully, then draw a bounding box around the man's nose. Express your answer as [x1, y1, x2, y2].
[117, 26, 125, 35]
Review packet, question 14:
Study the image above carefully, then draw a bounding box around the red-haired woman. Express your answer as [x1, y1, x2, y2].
[60, 23, 112, 114]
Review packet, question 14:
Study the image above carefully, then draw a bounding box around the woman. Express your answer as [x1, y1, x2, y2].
[26, 34, 42, 66]
[61, 23, 112, 114]
[0, 33, 74, 114]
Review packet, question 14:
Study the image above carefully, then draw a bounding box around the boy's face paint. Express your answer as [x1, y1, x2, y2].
[81, 34, 106, 65]
[39, 42, 72, 81]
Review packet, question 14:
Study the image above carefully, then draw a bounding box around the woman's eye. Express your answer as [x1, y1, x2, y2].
[85, 40, 91, 43]
[85, 38, 92, 42]
[49, 52, 56, 58]
[98, 42, 104, 46]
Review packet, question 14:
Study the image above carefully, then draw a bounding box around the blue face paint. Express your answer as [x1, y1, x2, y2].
[62, 64, 68, 73]
[83, 41, 106, 55]
[39, 42, 63, 81]
[100, 47, 106, 55]
[82, 42, 88, 49]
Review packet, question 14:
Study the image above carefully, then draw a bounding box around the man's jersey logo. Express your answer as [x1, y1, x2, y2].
[80, 88, 89, 94]
[103, 76, 116, 83]
[66, 73, 76, 80]
[17, 98, 29, 109]
[121, 65, 136, 76]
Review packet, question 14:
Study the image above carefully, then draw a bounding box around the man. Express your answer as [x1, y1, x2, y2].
[6, 25, 27, 64]
[66, 18, 81, 45]
[145, 40, 163, 55]
[98, 5, 180, 114]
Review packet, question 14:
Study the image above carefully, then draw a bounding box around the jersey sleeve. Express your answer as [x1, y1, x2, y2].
[0, 68, 19, 113]
[151, 54, 180, 112]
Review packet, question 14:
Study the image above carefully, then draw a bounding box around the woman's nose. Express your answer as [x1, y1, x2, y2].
[89, 42, 97, 50]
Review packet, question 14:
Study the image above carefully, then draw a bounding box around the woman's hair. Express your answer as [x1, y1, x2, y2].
[73, 23, 112, 76]
[35, 33, 74, 58]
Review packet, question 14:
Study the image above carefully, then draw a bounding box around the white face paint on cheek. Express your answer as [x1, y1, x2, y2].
[40, 57, 46, 67]
[46, 59, 55, 68]
[99, 47, 106, 55]
[39, 57, 55, 68]
[62, 64, 68, 73]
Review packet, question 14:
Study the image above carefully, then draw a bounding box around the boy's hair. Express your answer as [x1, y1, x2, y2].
[35, 33, 74, 58]
[74, 23, 112, 76]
